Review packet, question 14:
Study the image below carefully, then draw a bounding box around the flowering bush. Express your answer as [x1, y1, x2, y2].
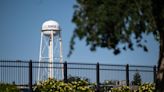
[33, 78, 94, 92]
[110, 83, 155, 92]
[138, 83, 155, 92]
[111, 86, 130, 92]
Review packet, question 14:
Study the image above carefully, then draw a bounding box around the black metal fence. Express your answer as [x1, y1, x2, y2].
[0, 60, 157, 92]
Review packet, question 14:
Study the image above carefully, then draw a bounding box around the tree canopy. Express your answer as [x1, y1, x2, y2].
[132, 71, 142, 86]
[68, 0, 159, 57]
[69, 0, 164, 91]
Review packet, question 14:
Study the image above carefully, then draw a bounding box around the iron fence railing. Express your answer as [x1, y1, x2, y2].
[0, 60, 157, 92]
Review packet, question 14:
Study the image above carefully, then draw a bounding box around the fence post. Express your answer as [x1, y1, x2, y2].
[96, 62, 100, 92]
[126, 64, 129, 86]
[29, 60, 32, 92]
[153, 65, 156, 83]
[64, 61, 67, 83]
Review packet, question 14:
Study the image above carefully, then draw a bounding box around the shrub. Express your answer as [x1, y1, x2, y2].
[33, 78, 94, 92]
[111, 86, 130, 92]
[0, 82, 19, 92]
[71, 80, 93, 92]
[110, 83, 155, 92]
[33, 78, 73, 92]
[138, 83, 155, 92]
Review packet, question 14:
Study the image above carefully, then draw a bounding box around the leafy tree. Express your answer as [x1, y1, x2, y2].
[132, 71, 142, 85]
[67, 75, 89, 83]
[69, 0, 164, 91]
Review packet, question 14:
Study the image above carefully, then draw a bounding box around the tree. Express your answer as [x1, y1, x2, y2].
[69, 0, 164, 91]
[67, 75, 89, 83]
[132, 71, 142, 86]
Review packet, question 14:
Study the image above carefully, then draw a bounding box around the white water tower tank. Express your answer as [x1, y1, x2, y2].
[42, 20, 60, 35]
[38, 20, 63, 81]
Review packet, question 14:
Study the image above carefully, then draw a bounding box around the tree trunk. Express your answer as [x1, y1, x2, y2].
[156, 31, 164, 92]
[151, 0, 164, 90]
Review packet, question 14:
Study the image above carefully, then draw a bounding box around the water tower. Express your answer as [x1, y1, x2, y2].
[38, 20, 63, 81]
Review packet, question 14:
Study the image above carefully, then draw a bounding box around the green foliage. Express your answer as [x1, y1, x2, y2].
[68, 0, 159, 57]
[33, 78, 72, 92]
[67, 75, 81, 82]
[138, 83, 155, 92]
[69, 0, 164, 91]
[100, 80, 116, 91]
[33, 78, 94, 92]
[71, 80, 93, 92]
[0, 82, 19, 92]
[111, 86, 130, 92]
[110, 83, 155, 92]
[67, 75, 89, 83]
[132, 71, 142, 86]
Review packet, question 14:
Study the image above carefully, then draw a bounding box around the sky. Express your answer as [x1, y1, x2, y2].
[0, 0, 159, 66]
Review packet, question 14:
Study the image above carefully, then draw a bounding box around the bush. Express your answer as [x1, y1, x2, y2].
[0, 82, 19, 92]
[33, 78, 94, 92]
[110, 83, 155, 92]
[138, 83, 155, 92]
[33, 78, 72, 92]
[111, 86, 130, 92]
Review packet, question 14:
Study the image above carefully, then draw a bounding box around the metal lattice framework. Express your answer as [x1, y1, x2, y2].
[38, 20, 63, 81]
